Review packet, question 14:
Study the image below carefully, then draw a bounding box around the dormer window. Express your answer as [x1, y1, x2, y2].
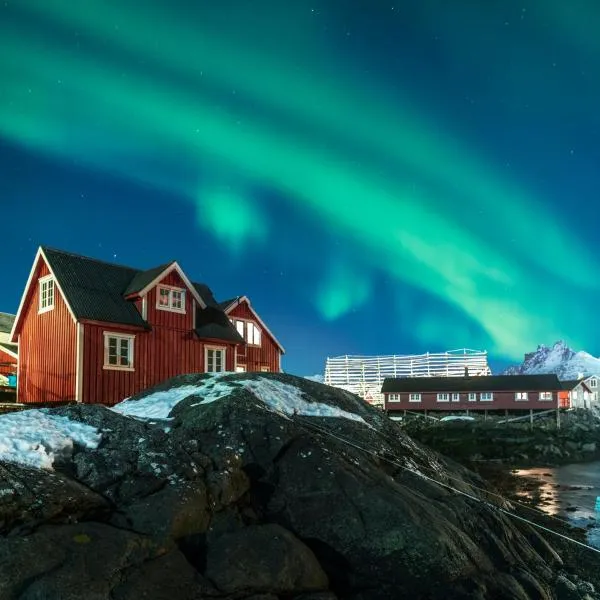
[231, 318, 261, 346]
[157, 285, 186, 313]
[39, 276, 55, 313]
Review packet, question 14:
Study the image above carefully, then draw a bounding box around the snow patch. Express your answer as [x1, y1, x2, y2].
[0, 409, 101, 470]
[112, 374, 367, 426]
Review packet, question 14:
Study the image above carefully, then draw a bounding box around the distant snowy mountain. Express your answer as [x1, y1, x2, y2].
[503, 341, 600, 380]
[304, 374, 324, 383]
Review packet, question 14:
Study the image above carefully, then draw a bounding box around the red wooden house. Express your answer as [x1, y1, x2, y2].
[220, 296, 285, 373]
[9, 246, 285, 406]
[382, 373, 564, 414]
[0, 312, 18, 381]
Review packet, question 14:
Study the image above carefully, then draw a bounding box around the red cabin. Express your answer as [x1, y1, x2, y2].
[382, 374, 563, 414]
[10, 247, 283, 406]
[0, 312, 17, 382]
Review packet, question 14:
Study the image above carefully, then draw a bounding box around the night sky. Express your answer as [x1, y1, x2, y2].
[1, 1, 599, 376]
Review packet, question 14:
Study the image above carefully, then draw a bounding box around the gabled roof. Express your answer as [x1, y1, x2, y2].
[124, 263, 174, 297]
[0, 313, 15, 334]
[561, 379, 592, 392]
[220, 295, 285, 353]
[41, 247, 148, 328]
[381, 374, 563, 393]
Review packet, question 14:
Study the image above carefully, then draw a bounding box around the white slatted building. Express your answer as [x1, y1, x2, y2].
[324, 349, 491, 406]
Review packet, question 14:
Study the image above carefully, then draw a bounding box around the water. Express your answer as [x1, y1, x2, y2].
[514, 461, 600, 548]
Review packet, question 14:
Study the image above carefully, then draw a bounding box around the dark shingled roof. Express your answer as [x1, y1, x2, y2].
[561, 379, 586, 390]
[42, 247, 148, 328]
[195, 306, 245, 344]
[0, 313, 15, 334]
[123, 263, 174, 297]
[39, 248, 243, 343]
[219, 298, 239, 311]
[381, 374, 563, 393]
[0, 343, 17, 357]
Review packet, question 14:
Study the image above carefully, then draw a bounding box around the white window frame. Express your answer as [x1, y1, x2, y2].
[205, 346, 226, 373]
[38, 275, 55, 313]
[515, 392, 528, 401]
[480, 392, 494, 402]
[260, 366, 270, 372]
[451, 393, 460, 402]
[409, 393, 421, 403]
[539, 391, 553, 401]
[590, 379, 597, 388]
[103, 332, 135, 371]
[572, 390, 578, 399]
[468, 393, 477, 401]
[388, 393, 401, 403]
[235, 364, 247, 372]
[437, 393, 449, 402]
[231, 318, 262, 347]
[156, 284, 186, 313]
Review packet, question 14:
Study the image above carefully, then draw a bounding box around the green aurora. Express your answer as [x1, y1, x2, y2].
[1, 1, 598, 362]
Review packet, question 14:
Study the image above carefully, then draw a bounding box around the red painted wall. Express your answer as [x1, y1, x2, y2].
[0, 347, 17, 377]
[384, 390, 560, 412]
[17, 259, 77, 403]
[227, 300, 281, 372]
[82, 270, 237, 405]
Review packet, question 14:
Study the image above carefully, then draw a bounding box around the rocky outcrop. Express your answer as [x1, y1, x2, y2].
[0, 373, 597, 599]
[402, 409, 600, 466]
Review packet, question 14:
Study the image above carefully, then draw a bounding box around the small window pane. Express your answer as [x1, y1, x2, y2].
[159, 288, 170, 306]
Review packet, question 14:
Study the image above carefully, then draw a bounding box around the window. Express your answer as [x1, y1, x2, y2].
[515, 392, 528, 401]
[437, 393, 449, 402]
[39, 276, 55, 312]
[260, 366, 270, 372]
[409, 393, 421, 402]
[206, 347, 225, 373]
[103, 333, 134, 370]
[235, 365, 246, 372]
[468, 393, 477, 401]
[480, 392, 493, 401]
[451, 393, 460, 402]
[231, 319, 262, 346]
[388, 393, 401, 402]
[539, 392, 552, 401]
[156, 285, 186, 312]
[572, 391, 578, 399]
[590, 379, 597, 388]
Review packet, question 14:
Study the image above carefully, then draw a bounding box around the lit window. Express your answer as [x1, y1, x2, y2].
[515, 392, 528, 401]
[156, 286, 186, 312]
[388, 393, 401, 402]
[480, 392, 494, 401]
[539, 392, 553, 401]
[260, 366, 270, 372]
[451, 393, 460, 402]
[206, 347, 225, 373]
[437, 393, 449, 402]
[235, 365, 246, 372]
[39, 276, 55, 312]
[104, 333, 134, 370]
[468, 393, 477, 401]
[409, 393, 421, 402]
[232, 319, 262, 346]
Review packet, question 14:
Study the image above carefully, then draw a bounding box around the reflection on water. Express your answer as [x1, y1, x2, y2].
[514, 461, 600, 548]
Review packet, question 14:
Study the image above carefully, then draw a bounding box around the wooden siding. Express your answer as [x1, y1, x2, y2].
[0, 346, 17, 377]
[228, 300, 281, 372]
[82, 319, 237, 406]
[145, 270, 195, 330]
[384, 390, 560, 412]
[17, 259, 77, 403]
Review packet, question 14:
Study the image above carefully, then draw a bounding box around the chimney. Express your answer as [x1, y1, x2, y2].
[464, 367, 469, 378]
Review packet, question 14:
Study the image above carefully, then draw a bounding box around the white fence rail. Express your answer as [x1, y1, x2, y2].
[324, 349, 491, 406]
